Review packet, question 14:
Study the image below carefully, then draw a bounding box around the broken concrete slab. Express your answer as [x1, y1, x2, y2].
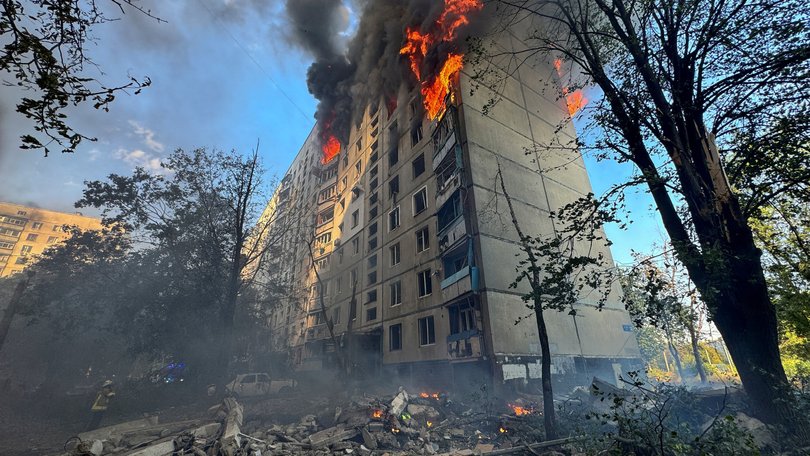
[390, 388, 409, 416]
[307, 425, 360, 447]
[361, 427, 378, 450]
[407, 403, 440, 420]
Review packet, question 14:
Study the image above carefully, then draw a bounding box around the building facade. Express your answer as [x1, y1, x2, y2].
[259, 26, 641, 389]
[0, 202, 102, 277]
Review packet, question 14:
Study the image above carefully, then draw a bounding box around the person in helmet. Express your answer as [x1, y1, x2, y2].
[86, 380, 116, 431]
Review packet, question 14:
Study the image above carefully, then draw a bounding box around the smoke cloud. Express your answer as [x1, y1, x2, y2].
[284, 0, 487, 147]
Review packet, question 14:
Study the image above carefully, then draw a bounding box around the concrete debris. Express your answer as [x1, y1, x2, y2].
[62, 387, 580, 456]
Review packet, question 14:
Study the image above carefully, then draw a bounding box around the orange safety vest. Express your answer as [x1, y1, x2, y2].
[91, 388, 115, 412]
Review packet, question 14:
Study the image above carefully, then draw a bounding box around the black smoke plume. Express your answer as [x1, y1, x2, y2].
[285, 0, 487, 149]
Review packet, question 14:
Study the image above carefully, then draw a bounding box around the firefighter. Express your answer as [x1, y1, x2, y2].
[86, 380, 115, 431]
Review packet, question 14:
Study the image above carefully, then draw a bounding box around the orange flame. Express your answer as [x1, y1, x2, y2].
[508, 403, 534, 416]
[499, 426, 507, 433]
[427, 421, 433, 428]
[419, 392, 442, 400]
[321, 135, 340, 164]
[553, 58, 588, 116]
[400, 0, 483, 120]
[371, 409, 384, 419]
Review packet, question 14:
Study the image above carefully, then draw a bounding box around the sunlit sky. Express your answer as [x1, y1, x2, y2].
[0, 0, 663, 265]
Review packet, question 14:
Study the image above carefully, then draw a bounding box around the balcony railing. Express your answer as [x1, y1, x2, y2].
[432, 134, 458, 171]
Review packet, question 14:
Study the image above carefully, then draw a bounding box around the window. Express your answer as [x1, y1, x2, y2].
[417, 269, 433, 297]
[337, 277, 342, 293]
[47, 236, 58, 244]
[0, 241, 13, 250]
[356, 139, 363, 152]
[367, 307, 378, 322]
[389, 147, 399, 167]
[20, 245, 33, 256]
[342, 154, 349, 169]
[368, 254, 378, 268]
[351, 210, 359, 228]
[318, 185, 337, 202]
[367, 289, 378, 303]
[16, 210, 27, 216]
[350, 269, 357, 285]
[390, 243, 401, 266]
[355, 160, 362, 177]
[411, 124, 423, 147]
[412, 154, 425, 178]
[370, 150, 379, 164]
[341, 176, 348, 191]
[368, 237, 378, 251]
[418, 316, 436, 346]
[15, 257, 27, 265]
[52, 225, 62, 232]
[390, 281, 402, 306]
[368, 222, 378, 236]
[0, 254, 8, 263]
[369, 205, 378, 219]
[317, 207, 335, 225]
[389, 324, 402, 351]
[413, 186, 428, 215]
[449, 300, 477, 335]
[416, 227, 430, 252]
[370, 177, 378, 190]
[0, 216, 26, 226]
[26, 234, 38, 242]
[352, 237, 360, 255]
[370, 192, 379, 204]
[438, 190, 463, 232]
[316, 256, 329, 269]
[0, 228, 20, 237]
[370, 165, 379, 178]
[388, 207, 400, 231]
[389, 175, 399, 199]
[368, 270, 377, 285]
[31, 222, 43, 230]
[316, 232, 332, 246]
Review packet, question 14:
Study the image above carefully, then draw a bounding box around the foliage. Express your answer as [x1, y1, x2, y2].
[585, 373, 760, 455]
[476, 0, 809, 421]
[0, 0, 158, 155]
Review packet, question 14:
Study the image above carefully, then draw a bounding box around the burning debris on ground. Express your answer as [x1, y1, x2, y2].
[57, 385, 585, 456]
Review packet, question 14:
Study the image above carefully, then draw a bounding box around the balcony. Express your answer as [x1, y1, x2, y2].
[441, 269, 472, 302]
[432, 133, 458, 172]
[305, 323, 330, 341]
[436, 170, 462, 208]
[447, 330, 482, 359]
[438, 217, 466, 253]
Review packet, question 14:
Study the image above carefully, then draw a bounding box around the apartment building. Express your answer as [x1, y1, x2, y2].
[260, 27, 641, 390]
[0, 202, 103, 277]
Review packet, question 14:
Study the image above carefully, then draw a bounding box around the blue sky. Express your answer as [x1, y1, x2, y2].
[0, 0, 662, 265]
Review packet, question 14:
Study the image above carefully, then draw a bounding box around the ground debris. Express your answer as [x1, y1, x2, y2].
[58, 387, 582, 456]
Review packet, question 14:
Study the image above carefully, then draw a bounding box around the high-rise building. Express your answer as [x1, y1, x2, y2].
[0, 202, 102, 277]
[258, 25, 641, 389]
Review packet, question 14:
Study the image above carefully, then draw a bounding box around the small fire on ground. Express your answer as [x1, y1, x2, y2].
[371, 409, 384, 419]
[508, 403, 535, 416]
[419, 392, 442, 400]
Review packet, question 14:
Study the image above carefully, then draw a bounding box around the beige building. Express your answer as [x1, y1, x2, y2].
[258, 22, 641, 389]
[0, 202, 102, 277]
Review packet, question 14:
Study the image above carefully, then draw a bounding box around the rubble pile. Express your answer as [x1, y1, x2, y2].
[62, 387, 574, 456]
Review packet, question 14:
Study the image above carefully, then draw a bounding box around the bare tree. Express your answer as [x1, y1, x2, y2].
[477, 0, 809, 424]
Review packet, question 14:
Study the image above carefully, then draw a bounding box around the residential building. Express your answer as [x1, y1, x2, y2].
[258, 26, 641, 390]
[0, 202, 102, 277]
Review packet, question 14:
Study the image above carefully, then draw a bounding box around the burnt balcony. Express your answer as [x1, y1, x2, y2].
[447, 330, 482, 359]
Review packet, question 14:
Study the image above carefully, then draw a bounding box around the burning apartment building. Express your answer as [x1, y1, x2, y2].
[257, 0, 641, 391]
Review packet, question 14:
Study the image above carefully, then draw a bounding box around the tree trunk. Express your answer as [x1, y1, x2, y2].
[706, 251, 793, 424]
[0, 273, 32, 354]
[666, 340, 685, 383]
[533, 286, 558, 440]
[686, 324, 708, 384]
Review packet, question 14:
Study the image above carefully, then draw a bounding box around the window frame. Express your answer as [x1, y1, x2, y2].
[388, 206, 401, 231]
[412, 186, 428, 216]
[389, 323, 403, 351]
[418, 316, 436, 346]
[417, 268, 433, 297]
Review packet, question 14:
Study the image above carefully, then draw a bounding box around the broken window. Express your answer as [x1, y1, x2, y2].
[389, 175, 399, 200]
[417, 269, 432, 297]
[389, 323, 402, 351]
[390, 243, 401, 266]
[411, 124, 423, 147]
[413, 186, 428, 215]
[416, 227, 430, 252]
[449, 299, 477, 335]
[389, 206, 400, 231]
[418, 316, 435, 346]
[317, 207, 334, 225]
[437, 190, 462, 232]
[390, 281, 402, 306]
[412, 154, 425, 178]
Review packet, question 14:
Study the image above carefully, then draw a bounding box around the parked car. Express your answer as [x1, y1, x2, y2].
[225, 373, 295, 397]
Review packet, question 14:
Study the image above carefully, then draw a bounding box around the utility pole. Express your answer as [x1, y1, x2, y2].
[0, 271, 34, 353]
